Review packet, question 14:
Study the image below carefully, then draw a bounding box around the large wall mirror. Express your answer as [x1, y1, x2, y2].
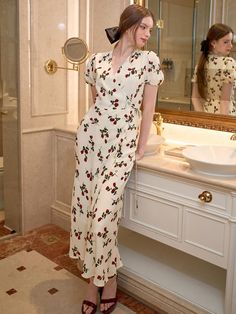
[137, 0, 236, 132]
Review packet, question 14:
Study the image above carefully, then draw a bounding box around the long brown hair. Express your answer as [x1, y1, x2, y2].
[196, 23, 233, 100]
[118, 4, 155, 38]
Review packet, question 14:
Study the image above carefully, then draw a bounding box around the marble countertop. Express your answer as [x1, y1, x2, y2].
[138, 149, 236, 191]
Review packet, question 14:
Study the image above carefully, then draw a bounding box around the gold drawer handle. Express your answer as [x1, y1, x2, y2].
[198, 191, 212, 203]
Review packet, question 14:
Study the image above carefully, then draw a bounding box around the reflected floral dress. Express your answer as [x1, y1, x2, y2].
[192, 54, 236, 115]
[69, 49, 164, 286]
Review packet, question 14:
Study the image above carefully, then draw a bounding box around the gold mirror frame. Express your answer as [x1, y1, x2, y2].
[62, 37, 89, 65]
[135, 0, 236, 133]
[134, 0, 146, 6]
[161, 109, 236, 133]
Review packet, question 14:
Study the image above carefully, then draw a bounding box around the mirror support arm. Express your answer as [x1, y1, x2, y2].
[44, 59, 79, 74]
[44, 37, 89, 74]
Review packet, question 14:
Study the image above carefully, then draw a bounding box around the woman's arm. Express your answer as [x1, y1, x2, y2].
[191, 83, 204, 111]
[219, 57, 235, 115]
[136, 84, 158, 160]
[90, 85, 97, 104]
[220, 83, 233, 115]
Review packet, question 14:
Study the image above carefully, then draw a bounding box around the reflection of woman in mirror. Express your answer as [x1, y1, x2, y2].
[192, 23, 236, 115]
[69, 4, 163, 314]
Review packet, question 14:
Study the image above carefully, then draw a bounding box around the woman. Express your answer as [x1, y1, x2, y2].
[69, 4, 164, 314]
[192, 23, 236, 115]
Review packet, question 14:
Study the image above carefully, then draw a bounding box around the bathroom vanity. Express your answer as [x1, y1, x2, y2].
[118, 151, 236, 314]
[51, 125, 236, 314]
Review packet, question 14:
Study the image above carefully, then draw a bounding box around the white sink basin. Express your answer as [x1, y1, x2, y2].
[144, 134, 165, 156]
[182, 145, 236, 176]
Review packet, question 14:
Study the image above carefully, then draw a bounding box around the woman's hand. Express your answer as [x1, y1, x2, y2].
[136, 84, 157, 162]
[135, 149, 145, 161]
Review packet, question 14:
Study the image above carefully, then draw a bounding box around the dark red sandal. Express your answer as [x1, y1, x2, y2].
[100, 297, 117, 314]
[81, 300, 97, 314]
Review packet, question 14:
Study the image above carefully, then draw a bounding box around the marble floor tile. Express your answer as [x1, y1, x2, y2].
[0, 224, 166, 314]
[0, 250, 135, 314]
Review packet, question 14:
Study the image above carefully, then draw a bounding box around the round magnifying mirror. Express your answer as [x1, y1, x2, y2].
[63, 37, 89, 64]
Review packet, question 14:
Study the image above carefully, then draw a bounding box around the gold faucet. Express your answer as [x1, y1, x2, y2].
[153, 112, 163, 135]
[230, 133, 236, 140]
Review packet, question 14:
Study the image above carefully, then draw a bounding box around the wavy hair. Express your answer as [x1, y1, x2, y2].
[118, 4, 155, 38]
[197, 23, 233, 100]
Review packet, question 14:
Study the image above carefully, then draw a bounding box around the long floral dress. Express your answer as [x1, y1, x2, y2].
[69, 49, 164, 286]
[192, 54, 236, 115]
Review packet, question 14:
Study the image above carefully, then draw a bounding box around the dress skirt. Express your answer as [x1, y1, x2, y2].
[69, 103, 140, 287]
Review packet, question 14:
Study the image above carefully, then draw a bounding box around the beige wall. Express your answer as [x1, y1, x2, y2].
[224, 0, 236, 35]
[89, 0, 130, 53]
[22, 131, 53, 231]
[19, 0, 70, 233]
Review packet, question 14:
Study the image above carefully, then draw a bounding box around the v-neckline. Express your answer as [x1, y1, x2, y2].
[110, 49, 137, 75]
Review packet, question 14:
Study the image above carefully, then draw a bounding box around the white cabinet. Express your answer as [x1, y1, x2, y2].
[182, 207, 229, 268]
[119, 168, 236, 314]
[124, 187, 182, 242]
[122, 169, 230, 268]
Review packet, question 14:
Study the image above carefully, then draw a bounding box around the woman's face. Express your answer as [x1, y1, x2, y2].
[211, 32, 233, 56]
[134, 16, 153, 48]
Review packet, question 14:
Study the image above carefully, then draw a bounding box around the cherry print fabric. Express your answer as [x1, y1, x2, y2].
[69, 50, 163, 286]
[192, 55, 236, 115]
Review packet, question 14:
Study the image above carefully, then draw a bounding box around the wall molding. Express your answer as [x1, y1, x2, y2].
[29, 0, 69, 117]
[22, 127, 54, 134]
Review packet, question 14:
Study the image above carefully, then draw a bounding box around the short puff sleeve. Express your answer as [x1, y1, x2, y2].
[145, 51, 164, 86]
[84, 54, 96, 86]
[222, 57, 236, 85]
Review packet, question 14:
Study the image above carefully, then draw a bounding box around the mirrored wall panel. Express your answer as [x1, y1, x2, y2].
[147, 0, 211, 112]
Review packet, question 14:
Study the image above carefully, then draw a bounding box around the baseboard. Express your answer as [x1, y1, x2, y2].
[51, 204, 70, 232]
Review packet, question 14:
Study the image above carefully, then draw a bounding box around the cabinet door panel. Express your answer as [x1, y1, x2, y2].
[128, 189, 182, 240]
[183, 208, 229, 267]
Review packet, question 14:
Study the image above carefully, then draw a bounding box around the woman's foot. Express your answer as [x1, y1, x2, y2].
[82, 279, 98, 314]
[100, 276, 117, 314]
